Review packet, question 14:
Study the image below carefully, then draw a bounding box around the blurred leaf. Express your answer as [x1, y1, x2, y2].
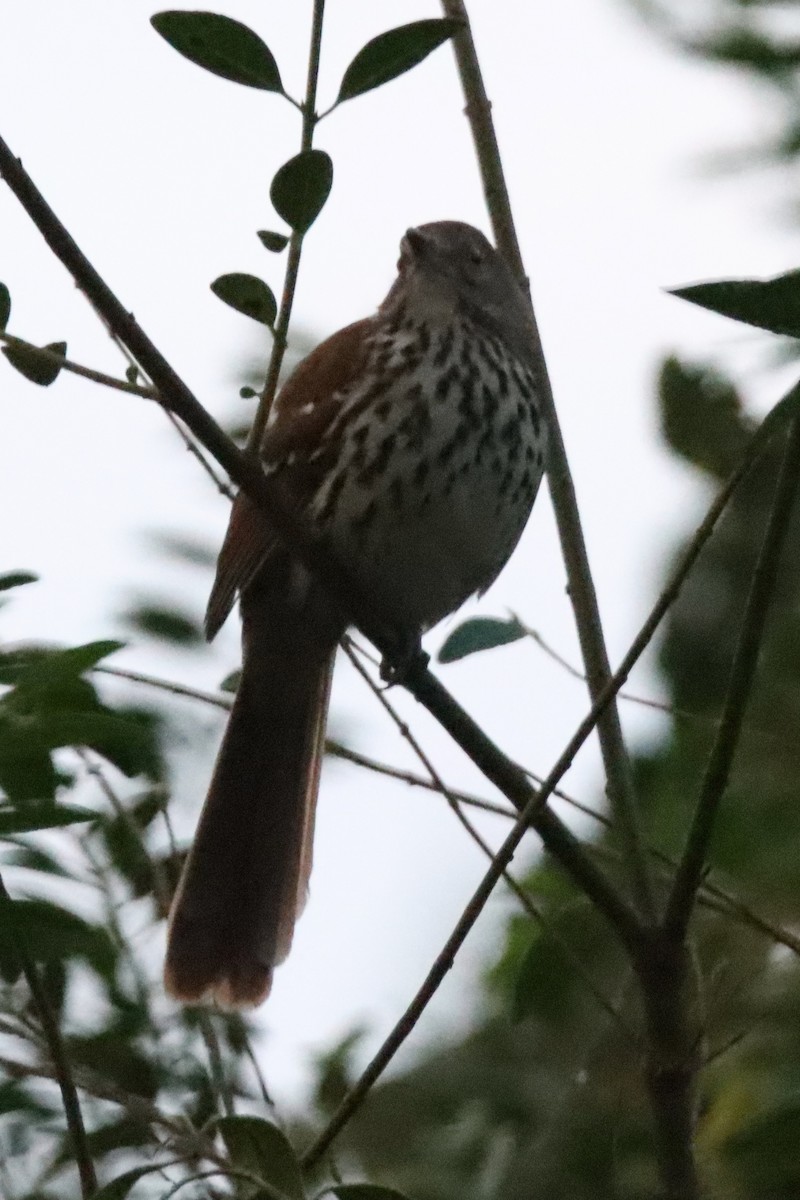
[89, 1162, 174, 1200]
[270, 150, 333, 234]
[684, 27, 800, 74]
[0, 570, 37, 593]
[658, 356, 751, 478]
[220, 668, 241, 693]
[0, 898, 115, 977]
[212, 273, 277, 327]
[336, 19, 460, 102]
[0, 802, 96, 836]
[150, 11, 283, 91]
[326, 1188, 412, 1200]
[146, 531, 218, 568]
[216, 1115, 305, 1199]
[438, 616, 525, 663]
[3, 340, 67, 386]
[313, 1027, 365, 1115]
[125, 603, 203, 646]
[15, 641, 125, 688]
[68, 1033, 160, 1099]
[671, 269, 800, 338]
[257, 230, 289, 252]
[0, 842, 79, 880]
[0, 283, 9, 331]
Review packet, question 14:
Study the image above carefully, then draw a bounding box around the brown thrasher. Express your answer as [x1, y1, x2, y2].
[164, 221, 546, 1007]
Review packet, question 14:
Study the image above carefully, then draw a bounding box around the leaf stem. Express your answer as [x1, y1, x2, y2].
[247, 0, 326, 451]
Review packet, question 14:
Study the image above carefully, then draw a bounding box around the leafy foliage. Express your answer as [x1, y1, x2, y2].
[671, 268, 800, 339]
[211, 273, 278, 327]
[150, 11, 284, 92]
[336, 20, 461, 104]
[2, 340, 67, 386]
[438, 616, 526, 663]
[270, 150, 333, 234]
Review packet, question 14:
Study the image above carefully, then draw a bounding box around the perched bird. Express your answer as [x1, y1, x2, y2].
[164, 221, 547, 1007]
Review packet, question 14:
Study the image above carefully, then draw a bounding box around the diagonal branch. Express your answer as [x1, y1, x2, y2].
[664, 416, 800, 936]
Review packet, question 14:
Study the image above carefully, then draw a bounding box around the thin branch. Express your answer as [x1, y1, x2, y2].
[345, 640, 631, 1037]
[247, 0, 326, 451]
[441, 0, 655, 922]
[93, 321, 235, 500]
[0, 875, 97, 1198]
[0, 331, 155, 396]
[665, 416, 800, 936]
[302, 683, 646, 1170]
[92, 663, 234, 710]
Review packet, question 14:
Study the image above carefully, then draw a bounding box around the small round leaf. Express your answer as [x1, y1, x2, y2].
[211, 273, 277, 327]
[270, 150, 333, 234]
[337, 19, 461, 104]
[2, 341, 67, 387]
[438, 616, 526, 664]
[0, 284, 10, 332]
[257, 229, 290, 252]
[151, 11, 283, 92]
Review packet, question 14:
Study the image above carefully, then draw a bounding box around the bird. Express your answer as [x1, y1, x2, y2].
[164, 220, 547, 1007]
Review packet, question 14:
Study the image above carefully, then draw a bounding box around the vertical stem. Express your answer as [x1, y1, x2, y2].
[440, 0, 655, 921]
[247, 0, 326, 452]
[635, 935, 703, 1200]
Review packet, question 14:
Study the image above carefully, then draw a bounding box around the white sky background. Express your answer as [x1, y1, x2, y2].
[1, 1, 799, 1106]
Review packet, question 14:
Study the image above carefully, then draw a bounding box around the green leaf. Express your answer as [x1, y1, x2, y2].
[240, 386, 257, 399]
[216, 1116, 305, 1200]
[0, 802, 97, 836]
[220, 668, 241, 693]
[326, 1185, 412, 1200]
[337, 19, 461, 103]
[3, 340, 67, 386]
[150, 11, 283, 92]
[671, 269, 800, 339]
[89, 1161, 176, 1200]
[257, 230, 290, 252]
[0, 284, 9, 331]
[0, 898, 115, 976]
[126, 603, 203, 646]
[270, 150, 333, 235]
[438, 616, 526, 663]
[0, 571, 37, 593]
[211, 273, 277, 327]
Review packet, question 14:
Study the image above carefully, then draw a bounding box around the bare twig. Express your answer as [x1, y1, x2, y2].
[345, 639, 631, 1037]
[665, 417, 800, 936]
[0, 331, 154, 396]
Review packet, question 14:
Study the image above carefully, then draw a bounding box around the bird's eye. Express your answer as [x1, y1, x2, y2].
[469, 249, 485, 267]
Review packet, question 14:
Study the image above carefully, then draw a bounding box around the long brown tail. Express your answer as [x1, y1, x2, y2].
[164, 570, 341, 1007]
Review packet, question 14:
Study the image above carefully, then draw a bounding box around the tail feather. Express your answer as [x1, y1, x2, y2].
[164, 568, 341, 1007]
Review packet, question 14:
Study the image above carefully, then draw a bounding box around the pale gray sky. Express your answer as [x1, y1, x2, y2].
[1, 1, 797, 1103]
